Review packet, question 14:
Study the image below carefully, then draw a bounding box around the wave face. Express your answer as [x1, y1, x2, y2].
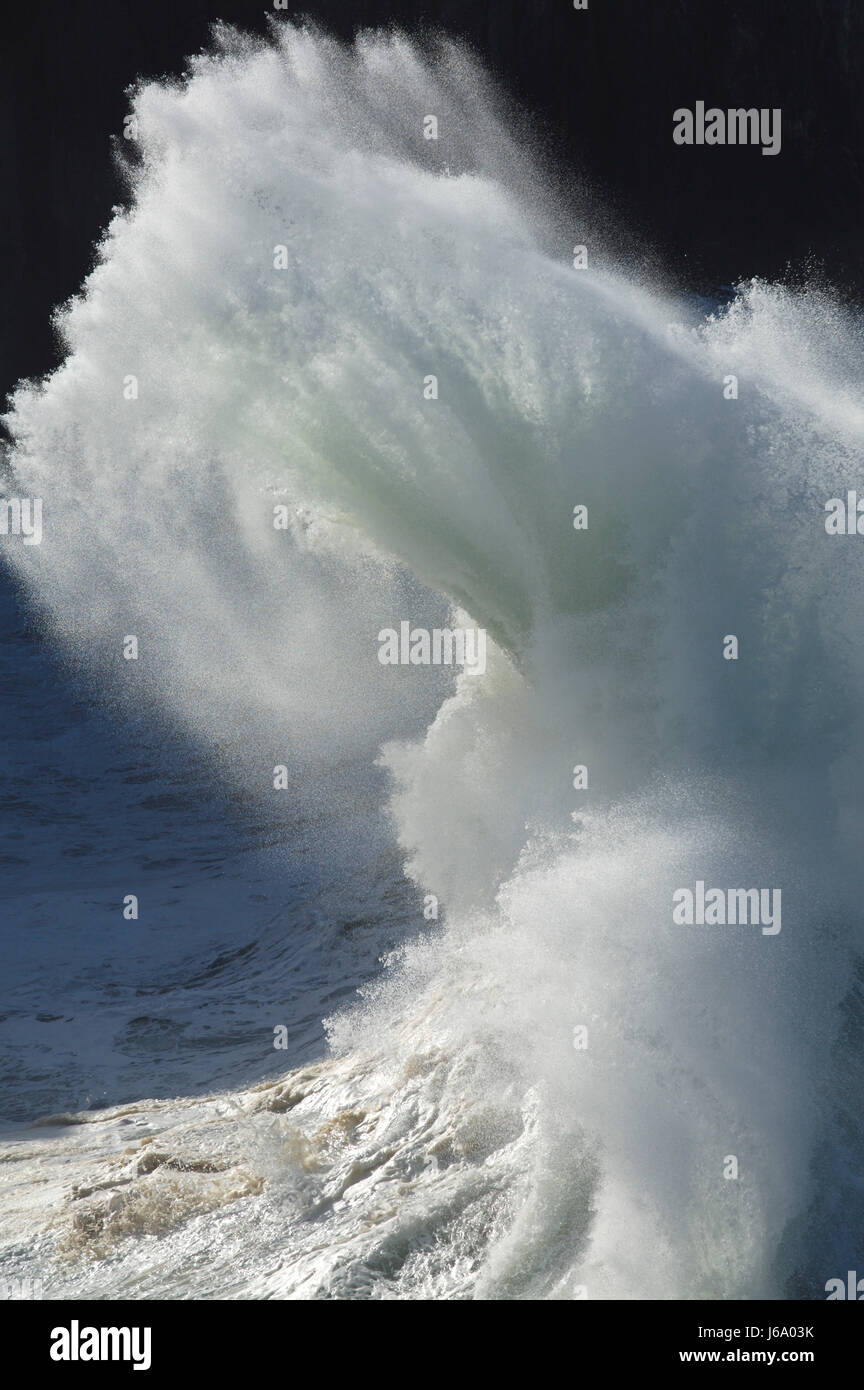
[3, 23, 864, 1300]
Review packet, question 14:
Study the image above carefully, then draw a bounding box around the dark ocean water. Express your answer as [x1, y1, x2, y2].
[0, 565, 418, 1125]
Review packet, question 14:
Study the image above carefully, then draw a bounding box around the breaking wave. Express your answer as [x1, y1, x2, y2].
[2, 21, 864, 1300]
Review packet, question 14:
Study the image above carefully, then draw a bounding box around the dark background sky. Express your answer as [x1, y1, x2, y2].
[1, 0, 862, 415]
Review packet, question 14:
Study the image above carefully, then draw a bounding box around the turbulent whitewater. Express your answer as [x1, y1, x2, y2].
[1, 22, 863, 1300]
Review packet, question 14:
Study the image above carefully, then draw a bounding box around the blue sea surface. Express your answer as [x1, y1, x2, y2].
[0, 566, 417, 1126]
